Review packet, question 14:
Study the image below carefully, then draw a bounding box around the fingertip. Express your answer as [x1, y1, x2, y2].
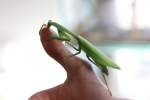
[39, 27, 72, 63]
[39, 24, 47, 36]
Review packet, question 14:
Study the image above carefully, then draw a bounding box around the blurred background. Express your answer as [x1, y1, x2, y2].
[0, 0, 150, 100]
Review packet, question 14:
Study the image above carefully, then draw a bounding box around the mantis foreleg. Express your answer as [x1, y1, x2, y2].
[57, 29, 71, 40]
[68, 38, 82, 56]
[51, 29, 71, 41]
[50, 31, 82, 56]
[51, 36, 71, 41]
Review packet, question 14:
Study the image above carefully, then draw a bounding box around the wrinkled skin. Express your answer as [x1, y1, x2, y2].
[29, 27, 129, 100]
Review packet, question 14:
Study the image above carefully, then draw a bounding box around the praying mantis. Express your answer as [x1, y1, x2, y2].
[40, 20, 120, 95]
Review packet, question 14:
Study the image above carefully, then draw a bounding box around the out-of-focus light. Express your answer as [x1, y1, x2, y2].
[143, 51, 150, 62]
[1, 36, 66, 100]
[115, 0, 150, 29]
[136, 0, 150, 28]
[114, 48, 150, 100]
[115, 0, 133, 29]
[114, 48, 140, 70]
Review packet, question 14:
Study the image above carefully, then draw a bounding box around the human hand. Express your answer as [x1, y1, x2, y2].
[29, 26, 129, 100]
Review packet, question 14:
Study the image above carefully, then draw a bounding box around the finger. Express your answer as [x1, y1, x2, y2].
[39, 26, 119, 98]
[40, 27, 93, 75]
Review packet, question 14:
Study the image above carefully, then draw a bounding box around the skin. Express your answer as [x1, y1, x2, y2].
[29, 27, 129, 100]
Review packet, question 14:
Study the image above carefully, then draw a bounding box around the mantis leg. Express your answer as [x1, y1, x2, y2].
[66, 41, 80, 51]
[51, 29, 71, 41]
[86, 54, 97, 65]
[68, 44, 81, 57]
[101, 66, 109, 76]
[51, 36, 71, 41]
[86, 55, 112, 96]
[101, 66, 112, 96]
[86, 55, 109, 75]
[70, 39, 81, 56]
[71, 47, 81, 56]
[52, 35, 81, 56]
[52, 31, 81, 56]
[102, 73, 112, 96]
[57, 29, 69, 39]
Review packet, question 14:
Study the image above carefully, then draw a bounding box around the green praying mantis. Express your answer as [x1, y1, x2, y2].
[40, 20, 120, 95]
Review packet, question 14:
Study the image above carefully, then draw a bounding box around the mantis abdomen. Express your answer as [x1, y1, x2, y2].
[77, 35, 120, 70]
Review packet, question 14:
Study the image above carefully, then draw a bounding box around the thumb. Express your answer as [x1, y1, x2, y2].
[40, 27, 94, 78]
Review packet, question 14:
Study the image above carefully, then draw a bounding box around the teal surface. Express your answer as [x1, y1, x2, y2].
[97, 42, 150, 52]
